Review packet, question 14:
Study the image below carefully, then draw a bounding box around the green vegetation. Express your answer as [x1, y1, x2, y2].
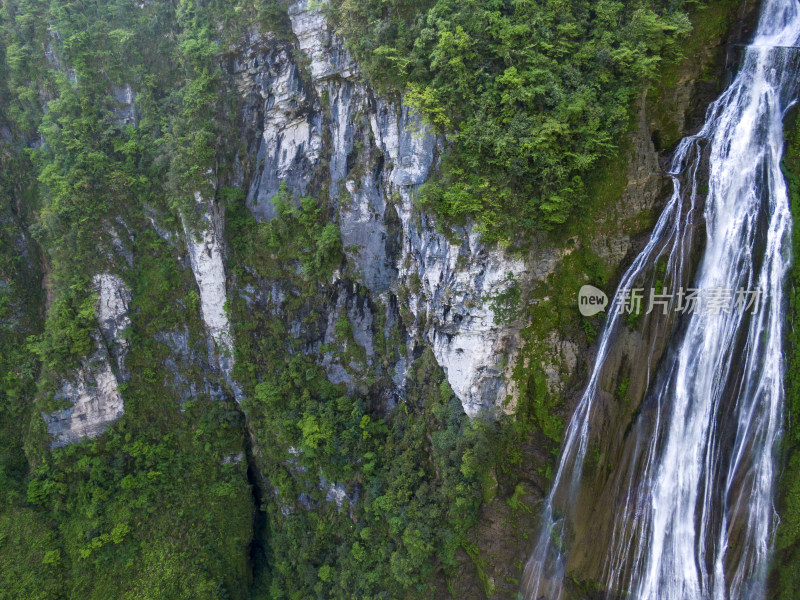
[646, 0, 746, 151]
[332, 0, 693, 243]
[27, 283, 97, 372]
[773, 107, 800, 599]
[227, 185, 497, 597]
[0, 1, 265, 598]
[0, 15, 53, 598]
[22, 401, 253, 600]
[0, 0, 761, 598]
[487, 272, 521, 325]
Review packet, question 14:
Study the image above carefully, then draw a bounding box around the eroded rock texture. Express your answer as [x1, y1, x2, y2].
[233, 0, 533, 417]
[45, 274, 130, 447]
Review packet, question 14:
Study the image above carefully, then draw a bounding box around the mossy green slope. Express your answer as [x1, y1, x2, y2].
[772, 105, 800, 600]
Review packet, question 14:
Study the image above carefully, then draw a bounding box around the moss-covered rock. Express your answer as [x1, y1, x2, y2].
[770, 95, 800, 600]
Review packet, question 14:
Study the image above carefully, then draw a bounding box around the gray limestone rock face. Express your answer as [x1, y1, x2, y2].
[44, 273, 131, 447]
[94, 273, 132, 381]
[112, 83, 136, 126]
[155, 327, 226, 403]
[288, 0, 356, 82]
[231, 0, 534, 416]
[235, 32, 323, 221]
[183, 195, 243, 402]
[44, 357, 125, 448]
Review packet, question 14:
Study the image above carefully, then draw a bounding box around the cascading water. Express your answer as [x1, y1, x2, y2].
[521, 1, 800, 598]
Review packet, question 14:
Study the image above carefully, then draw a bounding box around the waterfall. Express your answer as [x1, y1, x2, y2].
[521, 1, 800, 598]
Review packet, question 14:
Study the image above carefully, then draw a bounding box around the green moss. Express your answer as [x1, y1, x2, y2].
[463, 541, 496, 598]
[616, 377, 631, 408]
[773, 104, 800, 599]
[648, 0, 745, 151]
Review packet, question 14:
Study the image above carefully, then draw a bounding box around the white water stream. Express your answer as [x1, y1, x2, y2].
[522, 1, 800, 598]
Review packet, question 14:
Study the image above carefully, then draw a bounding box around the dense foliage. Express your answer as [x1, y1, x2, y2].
[332, 0, 692, 242]
[226, 186, 496, 597]
[774, 108, 800, 599]
[0, 1, 264, 598]
[0, 0, 754, 598]
[0, 0, 502, 595]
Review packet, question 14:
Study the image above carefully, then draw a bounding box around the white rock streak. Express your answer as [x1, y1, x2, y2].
[46, 362, 125, 447]
[183, 195, 242, 401]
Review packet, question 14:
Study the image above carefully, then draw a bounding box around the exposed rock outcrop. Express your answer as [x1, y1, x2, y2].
[44, 273, 130, 447]
[183, 195, 243, 401]
[234, 0, 533, 416]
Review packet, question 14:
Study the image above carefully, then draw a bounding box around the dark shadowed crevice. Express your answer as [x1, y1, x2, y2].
[244, 430, 271, 598]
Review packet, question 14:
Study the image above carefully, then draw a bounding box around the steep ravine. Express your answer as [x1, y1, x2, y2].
[0, 0, 766, 597]
[31, 0, 757, 455]
[225, 1, 762, 596]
